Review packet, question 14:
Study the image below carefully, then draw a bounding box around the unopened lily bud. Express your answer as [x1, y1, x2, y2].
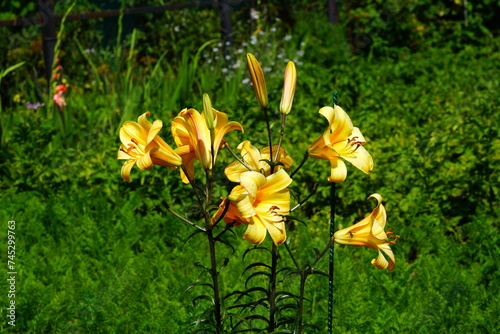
[246, 53, 268, 108]
[279, 61, 296, 114]
[203, 93, 216, 130]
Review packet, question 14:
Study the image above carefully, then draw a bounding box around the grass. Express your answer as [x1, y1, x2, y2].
[1, 5, 499, 333]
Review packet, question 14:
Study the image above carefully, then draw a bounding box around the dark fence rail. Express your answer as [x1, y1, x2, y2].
[1, 0, 253, 80]
[0, 1, 241, 27]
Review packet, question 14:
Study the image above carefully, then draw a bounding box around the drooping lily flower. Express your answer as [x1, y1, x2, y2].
[227, 169, 291, 245]
[172, 108, 243, 183]
[307, 105, 373, 183]
[225, 140, 293, 182]
[334, 194, 398, 270]
[118, 112, 182, 182]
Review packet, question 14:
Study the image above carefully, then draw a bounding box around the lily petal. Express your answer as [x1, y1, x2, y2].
[328, 157, 347, 183]
[240, 171, 267, 200]
[261, 217, 287, 245]
[243, 216, 268, 244]
[121, 159, 136, 182]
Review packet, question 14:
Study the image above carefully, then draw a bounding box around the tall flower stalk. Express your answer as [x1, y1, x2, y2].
[116, 52, 397, 333]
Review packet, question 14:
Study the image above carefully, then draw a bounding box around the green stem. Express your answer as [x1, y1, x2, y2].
[263, 107, 273, 167]
[284, 237, 334, 333]
[206, 133, 216, 209]
[207, 138, 223, 332]
[268, 243, 278, 332]
[290, 182, 319, 213]
[297, 274, 307, 334]
[224, 142, 253, 171]
[328, 183, 335, 334]
[284, 242, 300, 271]
[273, 113, 286, 163]
[207, 228, 223, 333]
[328, 92, 338, 334]
[290, 151, 309, 179]
[181, 165, 205, 209]
[312, 237, 335, 268]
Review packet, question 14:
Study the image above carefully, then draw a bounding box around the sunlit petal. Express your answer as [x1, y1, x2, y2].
[371, 250, 389, 270]
[261, 217, 287, 245]
[117, 146, 130, 160]
[147, 119, 163, 145]
[336, 143, 373, 174]
[120, 121, 148, 146]
[239, 141, 262, 170]
[225, 162, 251, 183]
[328, 157, 347, 183]
[136, 150, 153, 170]
[137, 112, 152, 130]
[240, 171, 267, 199]
[330, 105, 354, 141]
[120, 159, 136, 182]
[243, 216, 268, 244]
[262, 169, 292, 193]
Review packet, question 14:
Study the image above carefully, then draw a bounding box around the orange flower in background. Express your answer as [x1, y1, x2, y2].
[53, 84, 67, 111]
[172, 108, 243, 183]
[118, 112, 182, 182]
[308, 105, 373, 183]
[224, 140, 293, 182]
[334, 194, 398, 270]
[227, 169, 291, 245]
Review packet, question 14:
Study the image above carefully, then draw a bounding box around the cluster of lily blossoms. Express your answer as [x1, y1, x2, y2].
[117, 53, 398, 270]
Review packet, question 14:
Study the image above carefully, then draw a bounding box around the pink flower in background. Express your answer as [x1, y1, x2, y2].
[53, 85, 67, 110]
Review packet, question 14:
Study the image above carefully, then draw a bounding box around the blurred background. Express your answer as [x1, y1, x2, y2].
[0, 1, 499, 333]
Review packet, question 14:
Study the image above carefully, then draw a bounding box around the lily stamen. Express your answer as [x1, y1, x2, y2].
[389, 235, 399, 244]
[126, 143, 136, 153]
[348, 136, 359, 143]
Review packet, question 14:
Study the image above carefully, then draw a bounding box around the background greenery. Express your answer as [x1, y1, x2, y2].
[1, 0, 499, 333]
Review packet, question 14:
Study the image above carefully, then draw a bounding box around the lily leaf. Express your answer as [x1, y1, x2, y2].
[192, 294, 214, 307]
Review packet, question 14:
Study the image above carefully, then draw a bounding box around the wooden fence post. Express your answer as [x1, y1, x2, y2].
[216, 0, 233, 47]
[39, 0, 57, 82]
[328, 0, 338, 25]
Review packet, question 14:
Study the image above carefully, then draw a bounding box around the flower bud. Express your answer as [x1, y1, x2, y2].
[246, 53, 268, 108]
[279, 61, 296, 114]
[203, 93, 216, 130]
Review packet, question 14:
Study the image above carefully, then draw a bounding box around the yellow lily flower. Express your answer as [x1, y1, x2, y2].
[172, 108, 243, 183]
[225, 141, 293, 182]
[279, 61, 297, 115]
[334, 194, 398, 270]
[307, 105, 373, 183]
[117, 112, 182, 182]
[246, 53, 268, 108]
[227, 169, 291, 245]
